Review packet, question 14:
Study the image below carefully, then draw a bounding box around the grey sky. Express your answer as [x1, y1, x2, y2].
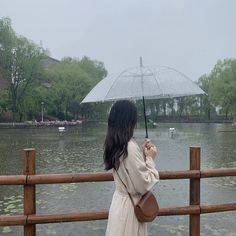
[1, 0, 236, 80]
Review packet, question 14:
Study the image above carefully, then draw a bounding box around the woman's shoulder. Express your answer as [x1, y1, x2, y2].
[128, 138, 141, 154]
[128, 138, 138, 148]
[125, 138, 145, 165]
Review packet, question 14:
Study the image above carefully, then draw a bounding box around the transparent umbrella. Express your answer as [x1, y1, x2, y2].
[81, 58, 205, 137]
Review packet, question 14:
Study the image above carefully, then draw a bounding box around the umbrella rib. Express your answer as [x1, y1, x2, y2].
[147, 66, 165, 97]
[130, 73, 138, 99]
[104, 69, 129, 100]
[165, 66, 194, 83]
[165, 66, 205, 95]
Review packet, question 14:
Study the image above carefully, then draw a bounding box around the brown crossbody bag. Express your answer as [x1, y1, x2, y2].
[115, 168, 159, 222]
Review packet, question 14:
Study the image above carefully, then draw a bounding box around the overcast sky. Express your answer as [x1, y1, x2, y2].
[1, 0, 236, 80]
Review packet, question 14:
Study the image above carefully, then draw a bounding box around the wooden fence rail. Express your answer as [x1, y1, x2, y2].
[0, 147, 236, 236]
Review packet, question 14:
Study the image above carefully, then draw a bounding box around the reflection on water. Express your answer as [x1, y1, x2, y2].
[0, 123, 235, 235]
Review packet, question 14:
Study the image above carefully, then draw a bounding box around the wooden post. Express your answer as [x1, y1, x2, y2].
[24, 149, 36, 236]
[189, 146, 201, 236]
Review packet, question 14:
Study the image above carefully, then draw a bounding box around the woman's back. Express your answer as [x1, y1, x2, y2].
[106, 139, 159, 236]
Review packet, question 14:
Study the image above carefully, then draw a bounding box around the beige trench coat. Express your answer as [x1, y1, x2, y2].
[106, 139, 159, 236]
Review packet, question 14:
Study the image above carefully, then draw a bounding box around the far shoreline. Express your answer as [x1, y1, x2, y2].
[0, 120, 234, 129]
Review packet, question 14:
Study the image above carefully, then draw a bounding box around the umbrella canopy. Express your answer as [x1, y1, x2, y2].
[81, 66, 204, 103]
[81, 60, 205, 137]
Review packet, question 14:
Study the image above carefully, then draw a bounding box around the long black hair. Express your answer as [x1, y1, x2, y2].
[103, 100, 137, 170]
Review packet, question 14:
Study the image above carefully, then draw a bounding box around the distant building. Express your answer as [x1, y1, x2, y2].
[42, 56, 60, 68]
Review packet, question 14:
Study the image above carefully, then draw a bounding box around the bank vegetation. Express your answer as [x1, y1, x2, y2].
[0, 17, 235, 123]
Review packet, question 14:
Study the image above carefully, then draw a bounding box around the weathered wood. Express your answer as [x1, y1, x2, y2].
[158, 205, 200, 216]
[201, 168, 236, 178]
[27, 170, 200, 184]
[201, 203, 236, 214]
[27, 206, 201, 224]
[0, 146, 235, 234]
[27, 172, 114, 184]
[0, 175, 26, 185]
[1, 203, 236, 226]
[23, 149, 36, 236]
[0, 215, 26, 226]
[189, 146, 201, 236]
[26, 206, 201, 224]
[0, 168, 235, 186]
[27, 211, 109, 224]
[159, 170, 200, 179]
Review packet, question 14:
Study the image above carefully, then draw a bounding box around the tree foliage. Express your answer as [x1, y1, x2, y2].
[0, 17, 47, 121]
[208, 59, 236, 118]
[1, 17, 235, 122]
[42, 57, 107, 120]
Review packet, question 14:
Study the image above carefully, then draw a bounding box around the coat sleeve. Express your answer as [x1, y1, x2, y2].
[124, 140, 159, 195]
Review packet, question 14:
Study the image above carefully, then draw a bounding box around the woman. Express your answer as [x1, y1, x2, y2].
[104, 100, 159, 236]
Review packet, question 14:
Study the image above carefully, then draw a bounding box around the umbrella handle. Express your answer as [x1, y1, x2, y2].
[142, 96, 148, 138]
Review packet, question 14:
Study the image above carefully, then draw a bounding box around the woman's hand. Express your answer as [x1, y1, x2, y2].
[142, 139, 158, 159]
[144, 146, 157, 159]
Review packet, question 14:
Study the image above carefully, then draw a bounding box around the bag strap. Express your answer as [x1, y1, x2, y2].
[115, 168, 135, 207]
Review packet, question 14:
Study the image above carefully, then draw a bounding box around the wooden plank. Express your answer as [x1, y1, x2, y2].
[0, 203, 235, 226]
[27, 170, 201, 184]
[0, 175, 26, 185]
[189, 146, 201, 236]
[23, 149, 36, 236]
[27, 206, 200, 224]
[1, 168, 235, 186]
[0, 215, 26, 226]
[159, 170, 200, 179]
[201, 168, 236, 178]
[201, 203, 236, 214]
[27, 211, 109, 224]
[27, 172, 114, 184]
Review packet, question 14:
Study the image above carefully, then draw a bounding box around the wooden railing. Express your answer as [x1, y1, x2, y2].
[0, 147, 236, 236]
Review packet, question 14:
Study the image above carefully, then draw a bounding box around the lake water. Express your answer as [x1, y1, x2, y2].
[0, 123, 235, 236]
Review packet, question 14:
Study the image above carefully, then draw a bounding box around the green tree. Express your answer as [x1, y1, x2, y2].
[197, 74, 215, 120]
[44, 57, 107, 120]
[0, 17, 46, 121]
[0, 90, 9, 119]
[208, 59, 236, 119]
[166, 98, 175, 117]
